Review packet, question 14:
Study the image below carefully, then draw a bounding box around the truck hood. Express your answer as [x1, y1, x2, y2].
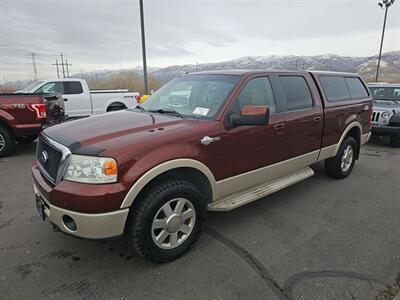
[373, 100, 400, 112]
[43, 110, 214, 160]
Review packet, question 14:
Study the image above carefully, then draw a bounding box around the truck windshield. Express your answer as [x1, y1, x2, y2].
[369, 87, 400, 102]
[141, 74, 240, 119]
[19, 81, 45, 93]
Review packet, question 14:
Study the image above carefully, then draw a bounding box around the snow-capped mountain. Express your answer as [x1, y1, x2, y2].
[149, 51, 400, 83]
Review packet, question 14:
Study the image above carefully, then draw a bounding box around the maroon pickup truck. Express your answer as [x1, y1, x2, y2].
[32, 70, 372, 262]
[0, 93, 65, 157]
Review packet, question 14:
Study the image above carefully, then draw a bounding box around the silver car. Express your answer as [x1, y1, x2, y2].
[368, 83, 400, 147]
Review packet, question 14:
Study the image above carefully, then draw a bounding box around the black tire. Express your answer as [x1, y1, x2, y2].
[0, 126, 15, 157]
[390, 134, 400, 148]
[125, 179, 206, 263]
[16, 134, 38, 144]
[107, 104, 126, 112]
[325, 136, 357, 179]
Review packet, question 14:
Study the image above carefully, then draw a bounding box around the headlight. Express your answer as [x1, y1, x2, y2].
[381, 112, 391, 119]
[64, 155, 118, 184]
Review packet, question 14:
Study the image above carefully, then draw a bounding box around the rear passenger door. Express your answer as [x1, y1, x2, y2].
[61, 81, 91, 118]
[274, 74, 324, 160]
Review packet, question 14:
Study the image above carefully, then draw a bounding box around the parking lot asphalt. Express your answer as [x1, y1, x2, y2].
[1, 138, 400, 300]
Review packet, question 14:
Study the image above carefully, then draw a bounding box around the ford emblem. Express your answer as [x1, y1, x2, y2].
[40, 151, 48, 164]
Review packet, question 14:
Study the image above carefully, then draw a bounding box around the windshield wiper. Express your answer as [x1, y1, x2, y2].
[148, 108, 184, 118]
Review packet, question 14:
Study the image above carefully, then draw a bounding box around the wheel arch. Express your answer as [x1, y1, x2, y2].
[106, 101, 127, 112]
[334, 121, 362, 158]
[120, 159, 218, 209]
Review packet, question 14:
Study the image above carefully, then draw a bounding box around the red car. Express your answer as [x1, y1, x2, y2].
[0, 93, 65, 157]
[32, 70, 372, 262]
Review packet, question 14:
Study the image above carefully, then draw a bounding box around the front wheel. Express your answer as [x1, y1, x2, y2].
[390, 134, 400, 148]
[325, 136, 357, 179]
[125, 179, 206, 263]
[0, 126, 15, 157]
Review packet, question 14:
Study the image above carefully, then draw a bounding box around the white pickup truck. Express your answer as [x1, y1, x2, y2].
[18, 79, 140, 118]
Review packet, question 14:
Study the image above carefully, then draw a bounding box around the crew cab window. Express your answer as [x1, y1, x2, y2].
[63, 82, 83, 95]
[345, 77, 369, 99]
[236, 77, 276, 113]
[38, 82, 64, 94]
[278, 76, 313, 111]
[319, 76, 351, 101]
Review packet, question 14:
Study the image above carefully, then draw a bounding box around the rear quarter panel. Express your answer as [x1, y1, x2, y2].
[0, 94, 43, 135]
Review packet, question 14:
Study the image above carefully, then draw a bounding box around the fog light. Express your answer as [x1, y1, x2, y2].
[62, 215, 77, 231]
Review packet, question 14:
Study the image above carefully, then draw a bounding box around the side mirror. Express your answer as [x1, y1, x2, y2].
[230, 105, 269, 127]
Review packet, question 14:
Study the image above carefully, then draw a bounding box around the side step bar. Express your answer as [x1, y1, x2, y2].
[208, 167, 314, 212]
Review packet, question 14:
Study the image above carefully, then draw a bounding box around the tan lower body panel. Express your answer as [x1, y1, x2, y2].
[208, 167, 315, 211]
[33, 184, 129, 239]
[215, 150, 319, 199]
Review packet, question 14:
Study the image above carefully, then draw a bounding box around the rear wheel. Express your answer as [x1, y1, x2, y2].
[107, 103, 126, 112]
[325, 136, 357, 179]
[125, 179, 206, 263]
[16, 134, 38, 144]
[390, 134, 400, 148]
[0, 126, 15, 157]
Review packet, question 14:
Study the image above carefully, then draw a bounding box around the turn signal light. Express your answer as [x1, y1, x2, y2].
[103, 160, 117, 176]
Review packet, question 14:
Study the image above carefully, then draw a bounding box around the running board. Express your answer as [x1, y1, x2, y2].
[208, 167, 314, 211]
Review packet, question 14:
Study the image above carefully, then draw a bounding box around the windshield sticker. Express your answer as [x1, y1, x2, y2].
[193, 107, 210, 116]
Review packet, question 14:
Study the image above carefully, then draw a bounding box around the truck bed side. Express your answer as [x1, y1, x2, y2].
[309, 72, 372, 155]
[0, 93, 64, 136]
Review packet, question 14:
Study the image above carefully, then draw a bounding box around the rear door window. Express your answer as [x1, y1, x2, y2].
[278, 76, 313, 111]
[319, 76, 351, 102]
[345, 77, 369, 99]
[63, 82, 83, 95]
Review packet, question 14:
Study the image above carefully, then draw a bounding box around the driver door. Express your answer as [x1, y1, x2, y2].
[205, 75, 288, 196]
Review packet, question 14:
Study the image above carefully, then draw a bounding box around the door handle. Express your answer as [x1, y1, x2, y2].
[274, 124, 285, 130]
[313, 116, 322, 122]
[63, 98, 68, 101]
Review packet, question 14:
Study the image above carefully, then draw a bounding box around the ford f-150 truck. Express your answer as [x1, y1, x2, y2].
[367, 83, 400, 147]
[18, 78, 140, 118]
[32, 70, 372, 262]
[0, 93, 64, 157]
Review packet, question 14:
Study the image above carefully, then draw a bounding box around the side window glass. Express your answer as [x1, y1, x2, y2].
[278, 76, 313, 111]
[64, 82, 83, 95]
[236, 77, 276, 114]
[38, 82, 64, 94]
[345, 77, 368, 99]
[319, 76, 351, 101]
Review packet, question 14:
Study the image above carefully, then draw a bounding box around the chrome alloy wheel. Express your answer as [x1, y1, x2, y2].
[151, 198, 196, 250]
[0, 134, 5, 152]
[341, 145, 354, 172]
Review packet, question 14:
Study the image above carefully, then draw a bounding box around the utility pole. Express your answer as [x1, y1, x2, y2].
[65, 59, 72, 78]
[52, 59, 60, 78]
[375, 0, 396, 82]
[29, 52, 38, 80]
[139, 0, 149, 94]
[60, 52, 66, 78]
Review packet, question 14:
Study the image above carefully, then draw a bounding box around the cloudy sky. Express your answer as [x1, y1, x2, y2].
[0, 0, 399, 82]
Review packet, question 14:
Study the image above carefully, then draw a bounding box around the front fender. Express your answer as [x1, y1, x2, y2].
[120, 144, 218, 208]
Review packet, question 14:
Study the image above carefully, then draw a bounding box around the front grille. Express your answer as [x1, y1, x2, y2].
[372, 111, 381, 124]
[36, 135, 63, 183]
